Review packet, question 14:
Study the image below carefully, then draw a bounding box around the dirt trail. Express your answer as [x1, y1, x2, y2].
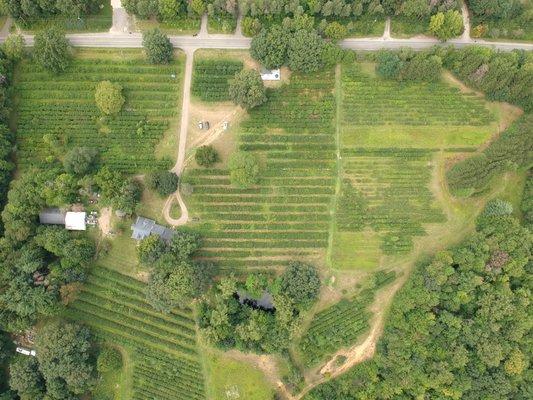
[98, 207, 112, 235]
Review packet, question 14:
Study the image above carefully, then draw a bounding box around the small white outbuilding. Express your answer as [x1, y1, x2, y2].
[65, 212, 87, 231]
[260, 68, 281, 81]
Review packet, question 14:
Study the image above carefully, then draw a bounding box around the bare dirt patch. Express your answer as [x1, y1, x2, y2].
[99, 207, 112, 236]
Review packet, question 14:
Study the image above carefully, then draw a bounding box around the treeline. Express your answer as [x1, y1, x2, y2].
[306, 209, 532, 399]
[374, 48, 443, 82]
[468, 0, 532, 39]
[445, 46, 533, 111]
[122, 0, 233, 20]
[1, 0, 100, 24]
[446, 115, 533, 197]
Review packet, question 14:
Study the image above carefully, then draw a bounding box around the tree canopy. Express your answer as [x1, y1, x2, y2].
[306, 212, 531, 400]
[228, 69, 267, 109]
[250, 26, 289, 69]
[33, 28, 71, 74]
[142, 28, 173, 64]
[429, 10, 464, 41]
[195, 145, 219, 167]
[95, 81, 125, 116]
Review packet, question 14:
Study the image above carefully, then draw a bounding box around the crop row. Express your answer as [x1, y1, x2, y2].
[191, 59, 243, 101]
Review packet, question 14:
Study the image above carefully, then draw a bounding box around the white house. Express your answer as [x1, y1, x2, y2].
[39, 208, 87, 231]
[65, 212, 87, 231]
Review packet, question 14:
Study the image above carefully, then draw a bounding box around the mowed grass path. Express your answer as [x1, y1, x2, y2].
[332, 63, 496, 268]
[184, 70, 337, 270]
[65, 267, 205, 400]
[15, 49, 183, 173]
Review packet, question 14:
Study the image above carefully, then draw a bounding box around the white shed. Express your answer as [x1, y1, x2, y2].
[260, 68, 281, 81]
[65, 212, 87, 231]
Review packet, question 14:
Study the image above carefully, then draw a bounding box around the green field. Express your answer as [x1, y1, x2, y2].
[191, 59, 243, 102]
[65, 267, 205, 400]
[14, 49, 183, 173]
[331, 63, 497, 269]
[184, 69, 337, 270]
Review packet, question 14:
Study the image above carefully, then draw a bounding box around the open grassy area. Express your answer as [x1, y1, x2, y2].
[65, 267, 205, 400]
[183, 69, 337, 271]
[14, 49, 184, 173]
[204, 351, 274, 400]
[16, 2, 112, 33]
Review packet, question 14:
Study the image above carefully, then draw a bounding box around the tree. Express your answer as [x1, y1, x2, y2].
[376, 51, 402, 79]
[2, 34, 25, 62]
[33, 27, 71, 74]
[287, 30, 325, 73]
[190, 0, 205, 16]
[228, 151, 259, 188]
[63, 147, 98, 176]
[158, 0, 180, 21]
[324, 21, 348, 40]
[250, 26, 289, 69]
[138, 234, 167, 264]
[9, 357, 44, 400]
[142, 28, 173, 64]
[146, 171, 179, 196]
[279, 262, 320, 309]
[482, 199, 513, 217]
[96, 346, 122, 373]
[168, 230, 201, 261]
[195, 145, 219, 167]
[95, 81, 125, 116]
[241, 17, 262, 37]
[429, 10, 464, 41]
[35, 320, 95, 395]
[228, 69, 267, 109]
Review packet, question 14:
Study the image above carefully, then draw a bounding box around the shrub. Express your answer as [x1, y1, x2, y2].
[228, 69, 267, 109]
[483, 199, 513, 217]
[429, 10, 464, 41]
[142, 28, 173, 64]
[195, 145, 219, 167]
[228, 151, 260, 188]
[97, 346, 122, 373]
[33, 27, 71, 74]
[242, 17, 262, 37]
[146, 170, 179, 196]
[95, 81, 125, 116]
[3, 34, 25, 61]
[324, 22, 348, 41]
[63, 147, 98, 176]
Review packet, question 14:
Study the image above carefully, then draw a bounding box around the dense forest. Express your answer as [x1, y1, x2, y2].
[307, 207, 532, 399]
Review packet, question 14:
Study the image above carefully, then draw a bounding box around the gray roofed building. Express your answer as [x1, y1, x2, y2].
[131, 216, 175, 241]
[39, 208, 66, 225]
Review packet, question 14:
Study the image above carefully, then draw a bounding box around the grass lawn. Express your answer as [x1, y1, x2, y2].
[331, 230, 381, 271]
[208, 14, 237, 34]
[17, 2, 112, 33]
[391, 16, 429, 37]
[204, 351, 274, 400]
[92, 345, 133, 400]
[135, 16, 201, 34]
[136, 186, 168, 225]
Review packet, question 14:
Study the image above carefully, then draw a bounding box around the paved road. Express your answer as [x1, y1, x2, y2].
[9, 31, 533, 52]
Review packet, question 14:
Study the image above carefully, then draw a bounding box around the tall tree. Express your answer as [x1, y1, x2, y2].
[33, 28, 71, 74]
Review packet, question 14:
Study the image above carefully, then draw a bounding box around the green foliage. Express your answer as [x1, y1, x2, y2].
[35, 320, 95, 396]
[376, 49, 443, 82]
[520, 172, 533, 228]
[63, 147, 98, 176]
[8, 357, 44, 400]
[250, 26, 289, 69]
[63, 267, 206, 399]
[429, 10, 463, 40]
[228, 69, 267, 109]
[146, 170, 179, 196]
[142, 28, 173, 64]
[444, 46, 533, 111]
[33, 27, 71, 74]
[324, 21, 348, 40]
[95, 81, 125, 116]
[195, 145, 219, 167]
[137, 234, 167, 264]
[2, 34, 25, 62]
[287, 30, 325, 73]
[482, 198, 513, 217]
[192, 59, 243, 102]
[94, 167, 142, 215]
[279, 262, 320, 309]
[228, 151, 260, 188]
[16, 52, 182, 173]
[241, 16, 262, 36]
[446, 115, 533, 196]
[96, 346, 122, 373]
[306, 214, 531, 399]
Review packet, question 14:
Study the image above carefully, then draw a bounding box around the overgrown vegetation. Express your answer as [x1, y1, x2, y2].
[468, 0, 533, 40]
[446, 115, 533, 197]
[307, 211, 531, 399]
[15, 49, 183, 173]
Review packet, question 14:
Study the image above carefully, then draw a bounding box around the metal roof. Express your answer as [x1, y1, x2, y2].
[39, 208, 66, 225]
[131, 216, 175, 241]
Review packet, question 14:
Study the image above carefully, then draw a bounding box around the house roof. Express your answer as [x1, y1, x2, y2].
[131, 216, 175, 241]
[65, 212, 86, 231]
[260, 68, 281, 81]
[39, 208, 66, 225]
